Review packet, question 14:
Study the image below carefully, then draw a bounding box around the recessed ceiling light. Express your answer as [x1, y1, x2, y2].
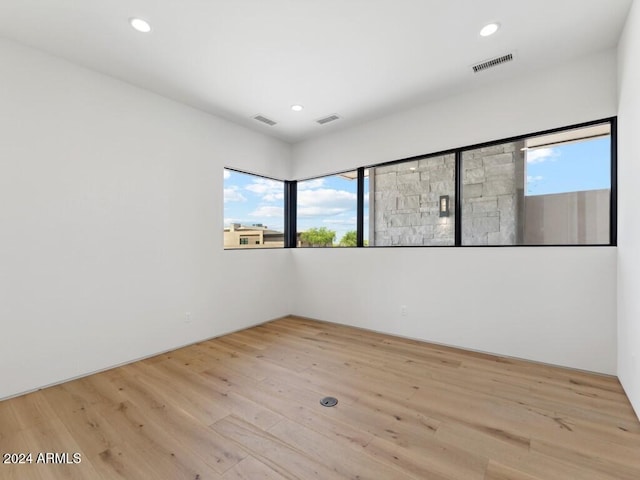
[130, 18, 152, 33]
[291, 105, 304, 112]
[480, 23, 499, 37]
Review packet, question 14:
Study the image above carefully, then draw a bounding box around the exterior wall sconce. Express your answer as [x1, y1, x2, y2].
[439, 195, 450, 217]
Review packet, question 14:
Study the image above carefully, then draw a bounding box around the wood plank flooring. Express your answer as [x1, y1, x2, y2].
[1, 316, 639, 479]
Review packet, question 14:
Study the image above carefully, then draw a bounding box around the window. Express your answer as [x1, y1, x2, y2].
[223, 168, 285, 249]
[461, 123, 611, 245]
[226, 119, 614, 250]
[297, 171, 358, 247]
[367, 154, 455, 246]
[461, 141, 523, 245]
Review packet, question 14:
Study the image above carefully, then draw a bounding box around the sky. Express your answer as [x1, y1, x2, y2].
[525, 136, 610, 196]
[223, 169, 366, 242]
[224, 135, 610, 241]
[223, 169, 285, 232]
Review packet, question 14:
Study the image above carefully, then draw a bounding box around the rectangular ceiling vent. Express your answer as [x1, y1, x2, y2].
[253, 114, 277, 126]
[316, 114, 341, 125]
[472, 53, 514, 73]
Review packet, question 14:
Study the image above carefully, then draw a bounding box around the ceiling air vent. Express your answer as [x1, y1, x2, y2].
[472, 53, 513, 73]
[316, 114, 341, 125]
[253, 114, 277, 126]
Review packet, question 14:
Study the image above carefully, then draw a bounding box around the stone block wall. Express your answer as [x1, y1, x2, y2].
[370, 153, 455, 246]
[370, 142, 525, 246]
[461, 141, 525, 245]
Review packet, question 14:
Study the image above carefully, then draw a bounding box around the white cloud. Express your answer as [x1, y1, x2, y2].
[249, 206, 284, 218]
[246, 178, 282, 194]
[298, 178, 326, 190]
[300, 207, 352, 217]
[224, 186, 246, 203]
[263, 192, 285, 202]
[322, 217, 357, 226]
[223, 169, 231, 180]
[298, 188, 357, 218]
[526, 148, 559, 164]
[298, 188, 357, 206]
[527, 175, 544, 182]
[245, 178, 284, 203]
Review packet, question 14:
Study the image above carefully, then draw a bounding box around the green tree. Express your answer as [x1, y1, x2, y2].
[300, 227, 336, 247]
[339, 230, 357, 247]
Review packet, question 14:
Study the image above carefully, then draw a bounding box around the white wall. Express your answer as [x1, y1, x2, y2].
[0, 38, 292, 400]
[0, 34, 623, 401]
[617, 0, 640, 418]
[292, 50, 617, 179]
[292, 247, 616, 374]
[291, 50, 619, 375]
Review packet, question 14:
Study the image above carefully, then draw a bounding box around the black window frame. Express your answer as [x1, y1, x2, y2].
[223, 167, 290, 250]
[454, 117, 616, 247]
[225, 117, 617, 250]
[293, 169, 361, 248]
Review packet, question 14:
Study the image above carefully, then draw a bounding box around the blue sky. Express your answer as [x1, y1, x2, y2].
[297, 175, 358, 243]
[526, 137, 610, 196]
[224, 137, 610, 240]
[224, 169, 285, 232]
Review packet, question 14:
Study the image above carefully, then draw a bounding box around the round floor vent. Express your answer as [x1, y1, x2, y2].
[320, 396, 338, 407]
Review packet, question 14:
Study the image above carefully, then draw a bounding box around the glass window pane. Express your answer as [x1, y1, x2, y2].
[461, 141, 523, 245]
[524, 124, 610, 245]
[367, 154, 455, 246]
[461, 123, 611, 245]
[297, 171, 358, 247]
[223, 168, 284, 249]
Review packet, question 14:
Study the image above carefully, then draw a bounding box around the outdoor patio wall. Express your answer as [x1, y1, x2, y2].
[371, 154, 456, 246]
[291, 49, 618, 374]
[0, 38, 292, 400]
[617, 0, 640, 419]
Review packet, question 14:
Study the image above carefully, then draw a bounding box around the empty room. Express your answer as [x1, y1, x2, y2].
[1, 0, 640, 479]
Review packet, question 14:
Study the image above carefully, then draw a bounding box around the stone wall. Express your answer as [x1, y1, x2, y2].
[370, 153, 455, 246]
[461, 141, 524, 245]
[370, 142, 524, 246]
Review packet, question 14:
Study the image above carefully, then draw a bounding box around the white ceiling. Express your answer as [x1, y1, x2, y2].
[0, 0, 632, 143]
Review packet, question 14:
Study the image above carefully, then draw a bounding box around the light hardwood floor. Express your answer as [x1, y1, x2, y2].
[1, 316, 639, 479]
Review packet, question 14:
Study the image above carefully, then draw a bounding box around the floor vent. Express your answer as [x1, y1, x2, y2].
[472, 53, 514, 73]
[253, 114, 277, 126]
[320, 396, 338, 407]
[316, 114, 341, 125]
